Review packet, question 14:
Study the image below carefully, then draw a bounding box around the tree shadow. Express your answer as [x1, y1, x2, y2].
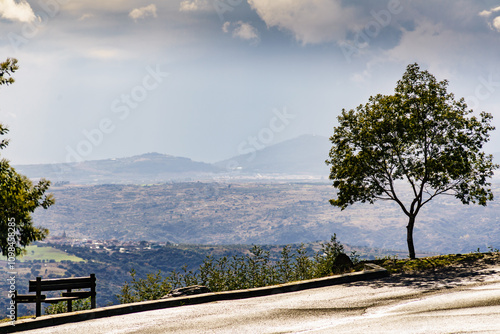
[348, 264, 500, 290]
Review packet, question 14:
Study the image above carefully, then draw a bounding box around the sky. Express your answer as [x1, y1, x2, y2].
[0, 0, 500, 165]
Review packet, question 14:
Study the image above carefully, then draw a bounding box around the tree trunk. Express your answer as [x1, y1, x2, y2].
[406, 216, 416, 259]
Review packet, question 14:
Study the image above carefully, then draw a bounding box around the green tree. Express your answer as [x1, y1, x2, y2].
[326, 63, 498, 259]
[1, 58, 55, 256]
[0, 58, 18, 87]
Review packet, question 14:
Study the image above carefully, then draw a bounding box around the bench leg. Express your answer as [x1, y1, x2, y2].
[91, 274, 96, 309]
[67, 289, 72, 313]
[35, 277, 42, 317]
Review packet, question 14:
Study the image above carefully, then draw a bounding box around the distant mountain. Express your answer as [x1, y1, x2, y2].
[14, 135, 334, 184]
[14, 153, 222, 184]
[216, 134, 332, 176]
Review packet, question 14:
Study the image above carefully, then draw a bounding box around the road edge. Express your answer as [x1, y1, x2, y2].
[1, 263, 388, 333]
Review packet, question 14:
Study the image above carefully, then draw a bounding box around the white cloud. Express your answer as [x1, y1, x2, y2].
[383, 19, 484, 78]
[179, 0, 211, 12]
[233, 21, 259, 42]
[86, 48, 125, 60]
[129, 4, 157, 22]
[0, 0, 36, 22]
[479, 5, 500, 32]
[78, 13, 94, 21]
[222, 21, 260, 44]
[350, 70, 371, 83]
[479, 6, 500, 17]
[493, 16, 500, 32]
[247, 0, 360, 45]
[222, 21, 230, 33]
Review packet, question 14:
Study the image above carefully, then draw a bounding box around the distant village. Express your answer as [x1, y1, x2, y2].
[42, 233, 173, 254]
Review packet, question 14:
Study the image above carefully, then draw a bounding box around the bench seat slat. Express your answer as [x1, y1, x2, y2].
[30, 276, 93, 284]
[61, 291, 94, 298]
[29, 281, 95, 292]
[15, 294, 46, 303]
[43, 297, 81, 304]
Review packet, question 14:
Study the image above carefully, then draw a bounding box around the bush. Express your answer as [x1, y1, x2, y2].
[44, 297, 91, 315]
[117, 235, 356, 303]
[117, 269, 171, 304]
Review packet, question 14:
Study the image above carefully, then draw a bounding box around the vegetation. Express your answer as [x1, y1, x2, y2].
[0, 58, 55, 255]
[374, 250, 500, 274]
[2, 239, 498, 319]
[44, 297, 91, 315]
[13, 245, 85, 262]
[326, 63, 498, 259]
[118, 235, 359, 303]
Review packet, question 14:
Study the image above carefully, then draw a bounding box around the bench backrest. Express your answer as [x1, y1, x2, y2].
[29, 274, 95, 292]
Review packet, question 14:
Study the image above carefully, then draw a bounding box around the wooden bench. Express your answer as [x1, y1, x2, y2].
[14, 274, 96, 320]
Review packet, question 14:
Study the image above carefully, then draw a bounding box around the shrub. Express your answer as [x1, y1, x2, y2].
[44, 297, 91, 315]
[117, 235, 355, 304]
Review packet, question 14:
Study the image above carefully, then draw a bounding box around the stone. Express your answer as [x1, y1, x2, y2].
[332, 253, 354, 274]
[162, 285, 211, 298]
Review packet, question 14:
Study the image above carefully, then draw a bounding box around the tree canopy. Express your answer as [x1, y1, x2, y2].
[0, 58, 54, 256]
[326, 63, 498, 259]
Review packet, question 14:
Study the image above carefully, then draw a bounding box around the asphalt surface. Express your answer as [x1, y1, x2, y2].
[16, 265, 500, 334]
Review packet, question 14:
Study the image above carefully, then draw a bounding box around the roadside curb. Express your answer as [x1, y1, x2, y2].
[1, 263, 388, 333]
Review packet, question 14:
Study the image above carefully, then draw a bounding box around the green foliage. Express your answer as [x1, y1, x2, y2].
[44, 297, 91, 315]
[0, 58, 18, 87]
[374, 252, 487, 274]
[117, 235, 355, 303]
[117, 269, 171, 303]
[0, 58, 54, 256]
[313, 235, 345, 276]
[326, 63, 498, 259]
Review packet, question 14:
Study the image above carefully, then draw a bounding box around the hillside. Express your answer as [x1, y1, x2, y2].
[14, 152, 223, 184]
[33, 182, 500, 254]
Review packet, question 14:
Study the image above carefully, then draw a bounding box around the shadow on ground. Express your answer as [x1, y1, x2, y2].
[349, 262, 500, 290]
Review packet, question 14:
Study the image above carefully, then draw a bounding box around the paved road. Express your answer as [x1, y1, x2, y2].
[19, 266, 500, 334]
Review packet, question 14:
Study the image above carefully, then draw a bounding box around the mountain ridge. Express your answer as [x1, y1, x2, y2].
[14, 134, 332, 184]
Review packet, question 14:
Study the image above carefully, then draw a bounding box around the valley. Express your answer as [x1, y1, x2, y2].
[33, 181, 500, 255]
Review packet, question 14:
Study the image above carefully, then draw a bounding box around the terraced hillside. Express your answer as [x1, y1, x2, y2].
[33, 182, 500, 254]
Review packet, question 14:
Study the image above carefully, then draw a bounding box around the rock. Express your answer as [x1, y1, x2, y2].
[162, 285, 211, 298]
[332, 253, 353, 274]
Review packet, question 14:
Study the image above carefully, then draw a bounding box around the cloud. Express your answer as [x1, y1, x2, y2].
[0, 0, 36, 22]
[78, 13, 94, 21]
[222, 21, 230, 33]
[382, 18, 490, 79]
[350, 70, 371, 83]
[223, 21, 260, 44]
[247, 0, 361, 45]
[493, 16, 500, 32]
[232, 21, 259, 42]
[478, 5, 500, 32]
[179, 0, 211, 12]
[129, 4, 157, 22]
[85, 48, 125, 60]
[479, 6, 500, 17]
